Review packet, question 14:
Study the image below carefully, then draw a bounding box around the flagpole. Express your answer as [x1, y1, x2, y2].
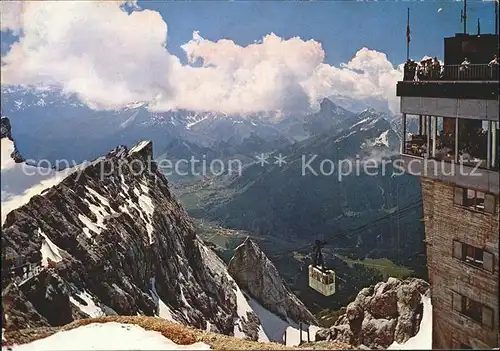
[495, 0, 498, 35]
[406, 8, 410, 61]
[463, 0, 467, 34]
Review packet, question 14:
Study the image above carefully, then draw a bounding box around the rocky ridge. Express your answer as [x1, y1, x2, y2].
[315, 277, 430, 349]
[1, 124, 316, 344]
[228, 237, 317, 325]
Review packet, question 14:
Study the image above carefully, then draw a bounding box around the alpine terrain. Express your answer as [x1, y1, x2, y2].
[1, 117, 316, 347]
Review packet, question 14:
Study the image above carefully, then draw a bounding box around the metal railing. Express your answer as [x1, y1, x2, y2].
[443, 64, 499, 81]
[1, 259, 45, 286]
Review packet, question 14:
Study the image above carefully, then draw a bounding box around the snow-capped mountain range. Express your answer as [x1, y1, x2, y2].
[1, 87, 394, 166]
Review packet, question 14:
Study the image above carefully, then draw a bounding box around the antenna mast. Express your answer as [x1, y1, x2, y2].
[461, 0, 467, 34]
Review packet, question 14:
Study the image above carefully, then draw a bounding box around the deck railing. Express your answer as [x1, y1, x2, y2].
[442, 64, 499, 81]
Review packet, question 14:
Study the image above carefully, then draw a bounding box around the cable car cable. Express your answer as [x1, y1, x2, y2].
[270, 198, 423, 259]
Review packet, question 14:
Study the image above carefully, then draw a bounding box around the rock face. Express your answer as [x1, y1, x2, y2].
[1, 117, 24, 163]
[1, 116, 14, 139]
[228, 237, 317, 325]
[0, 137, 290, 342]
[315, 277, 429, 349]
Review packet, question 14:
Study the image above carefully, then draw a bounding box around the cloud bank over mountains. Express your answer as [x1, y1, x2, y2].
[0, 0, 402, 115]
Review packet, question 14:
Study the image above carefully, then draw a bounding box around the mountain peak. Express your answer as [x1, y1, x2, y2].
[128, 140, 153, 158]
[319, 98, 340, 113]
[228, 237, 317, 325]
[2, 139, 315, 344]
[357, 107, 387, 120]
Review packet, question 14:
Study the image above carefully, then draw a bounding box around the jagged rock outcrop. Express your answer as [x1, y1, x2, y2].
[228, 237, 317, 325]
[315, 277, 429, 349]
[1, 117, 25, 163]
[0, 138, 286, 342]
[1, 116, 14, 139]
[2, 283, 50, 330]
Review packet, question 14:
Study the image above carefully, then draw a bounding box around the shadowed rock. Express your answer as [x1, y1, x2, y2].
[228, 237, 317, 325]
[1, 117, 25, 163]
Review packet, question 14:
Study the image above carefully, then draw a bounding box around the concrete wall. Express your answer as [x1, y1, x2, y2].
[401, 155, 499, 195]
[401, 97, 499, 121]
[421, 178, 499, 349]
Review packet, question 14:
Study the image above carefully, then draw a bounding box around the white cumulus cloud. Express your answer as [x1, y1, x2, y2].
[0, 1, 23, 35]
[1, 1, 403, 115]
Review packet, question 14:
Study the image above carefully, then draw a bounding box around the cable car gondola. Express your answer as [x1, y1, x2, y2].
[308, 240, 336, 296]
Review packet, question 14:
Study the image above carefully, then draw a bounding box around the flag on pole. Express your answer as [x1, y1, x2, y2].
[406, 9, 411, 43]
[406, 8, 410, 61]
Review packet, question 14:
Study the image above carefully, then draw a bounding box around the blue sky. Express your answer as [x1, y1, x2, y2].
[140, 0, 497, 66]
[0, 0, 497, 115]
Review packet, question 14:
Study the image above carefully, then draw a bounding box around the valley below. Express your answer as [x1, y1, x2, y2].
[175, 183, 426, 325]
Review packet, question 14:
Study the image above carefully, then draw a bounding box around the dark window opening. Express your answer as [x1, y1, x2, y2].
[452, 292, 494, 328]
[454, 186, 496, 214]
[462, 296, 483, 323]
[452, 240, 494, 272]
[464, 244, 484, 267]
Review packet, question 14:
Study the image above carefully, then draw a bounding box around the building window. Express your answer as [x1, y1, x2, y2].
[452, 292, 494, 328]
[452, 240, 494, 272]
[465, 244, 483, 267]
[466, 189, 485, 211]
[462, 296, 482, 323]
[454, 186, 496, 214]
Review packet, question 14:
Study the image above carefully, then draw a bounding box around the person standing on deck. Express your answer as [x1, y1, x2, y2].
[488, 54, 499, 80]
[312, 240, 328, 269]
[460, 57, 471, 79]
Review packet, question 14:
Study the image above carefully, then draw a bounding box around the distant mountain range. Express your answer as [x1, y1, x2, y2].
[177, 107, 425, 286]
[208, 111, 420, 242]
[171, 107, 425, 314]
[1, 87, 393, 167]
[1, 86, 421, 269]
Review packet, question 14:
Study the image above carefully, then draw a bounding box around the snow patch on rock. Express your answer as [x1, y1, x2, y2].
[149, 276, 177, 323]
[128, 140, 151, 155]
[69, 291, 104, 318]
[387, 294, 432, 350]
[1, 138, 16, 170]
[375, 130, 390, 147]
[38, 228, 63, 267]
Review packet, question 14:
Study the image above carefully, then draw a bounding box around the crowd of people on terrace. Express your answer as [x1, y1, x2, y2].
[403, 57, 442, 81]
[403, 54, 499, 81]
